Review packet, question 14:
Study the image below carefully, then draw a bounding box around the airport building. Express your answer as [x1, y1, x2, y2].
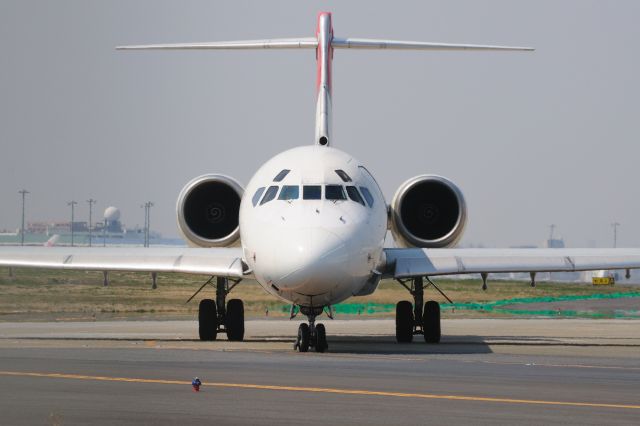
[0, 206, 166, 246]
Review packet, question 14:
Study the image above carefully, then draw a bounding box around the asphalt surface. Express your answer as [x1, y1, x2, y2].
[1, 319, 639, 425]
[503, 297, 640, 313]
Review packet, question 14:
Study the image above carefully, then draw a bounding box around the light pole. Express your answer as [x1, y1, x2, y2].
[147, 202, 153, 247]
[141, 204, 147, 247]
[18, 189, 29, 246]
[67, 201, 77, 247]
[142, 201, 154, 247]
[612, 222, 620, 248]
[87, 198, 96, 247]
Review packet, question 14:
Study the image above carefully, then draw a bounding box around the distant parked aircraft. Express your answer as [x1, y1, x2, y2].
[43, 235, 60, 247]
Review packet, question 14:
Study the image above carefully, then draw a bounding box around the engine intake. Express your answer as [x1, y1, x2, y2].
[390, 175, 467, 248]
[176, 174, 244, 247]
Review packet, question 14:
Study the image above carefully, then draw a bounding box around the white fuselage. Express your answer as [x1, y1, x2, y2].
[240, 146, 388, 307]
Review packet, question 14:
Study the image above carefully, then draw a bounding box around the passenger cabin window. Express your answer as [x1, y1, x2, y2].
[252, 187, 265, 207]
[325, 185, 346, 201]
[273, 169, 290, 182]
[334, 169, 352, 182]
[278, 185, 299, 200]
[360, 187, 374, 207]
[260, 186, 279, 205]
[346, 186, 365, 206]
[303, 185, 321, 200]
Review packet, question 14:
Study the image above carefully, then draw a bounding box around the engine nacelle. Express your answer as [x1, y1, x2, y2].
[390, 175, 467, 248]
[176, 174, 244, 247]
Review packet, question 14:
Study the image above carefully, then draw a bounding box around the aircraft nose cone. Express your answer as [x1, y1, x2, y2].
[275, 228, 348, 294]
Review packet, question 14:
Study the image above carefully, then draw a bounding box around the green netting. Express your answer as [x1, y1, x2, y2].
[279, 292, 640, 318]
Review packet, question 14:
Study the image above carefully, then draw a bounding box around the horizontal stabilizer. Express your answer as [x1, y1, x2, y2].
[117, 12, 534, 149]
[332, 38, 533, 51]
[116, 37, 317, 50]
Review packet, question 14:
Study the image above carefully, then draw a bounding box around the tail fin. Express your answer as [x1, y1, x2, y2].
[44, 234, 60, 247]
[118, 12, 533, 147]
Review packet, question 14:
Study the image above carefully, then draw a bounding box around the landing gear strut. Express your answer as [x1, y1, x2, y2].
[294, 306, 328, 353]
[395, 277, 442, 344]
[196, 277, 244, 342]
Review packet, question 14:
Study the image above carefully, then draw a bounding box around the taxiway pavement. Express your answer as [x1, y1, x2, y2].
[1, 319, 639, 425]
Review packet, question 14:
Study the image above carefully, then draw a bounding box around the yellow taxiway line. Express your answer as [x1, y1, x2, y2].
[0, 370, 638, 410]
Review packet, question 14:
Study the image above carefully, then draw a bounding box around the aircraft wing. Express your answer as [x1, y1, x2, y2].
[0, 246, 246, 278]
[383, 248, 640, 279]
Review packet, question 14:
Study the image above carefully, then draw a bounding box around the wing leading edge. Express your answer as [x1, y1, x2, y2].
[0, 246, 246, 278]
[384, 248, 640, 279]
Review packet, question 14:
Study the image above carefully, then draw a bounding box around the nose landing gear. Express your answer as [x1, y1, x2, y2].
[293, 306, 328, 353]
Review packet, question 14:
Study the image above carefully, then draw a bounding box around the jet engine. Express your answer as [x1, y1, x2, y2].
[389, 175, 467, 248]
[176, 174, 244, 247]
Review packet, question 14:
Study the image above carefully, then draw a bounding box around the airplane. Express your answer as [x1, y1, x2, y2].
[3, 12, 640, 352]
[43, 234, 60, 247]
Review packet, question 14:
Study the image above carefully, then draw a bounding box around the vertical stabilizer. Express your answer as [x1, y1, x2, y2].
[315, 12, 333, 147]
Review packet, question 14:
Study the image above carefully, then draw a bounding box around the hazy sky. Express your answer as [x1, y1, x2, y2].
[1, 1, 639, 248]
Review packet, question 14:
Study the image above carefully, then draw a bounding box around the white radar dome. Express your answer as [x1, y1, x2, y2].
[104, 206, 121, 222]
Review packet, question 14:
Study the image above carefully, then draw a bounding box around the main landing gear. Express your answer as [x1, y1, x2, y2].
[196, 277, 245, 342]
[293, 306, 329, 353]
[395, 277, 446, 344]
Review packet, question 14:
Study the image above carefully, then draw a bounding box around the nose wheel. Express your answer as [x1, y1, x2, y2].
[294, 307, 328, 353]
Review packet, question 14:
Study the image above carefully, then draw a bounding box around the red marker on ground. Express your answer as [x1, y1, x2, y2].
[192, 377, 201, 392]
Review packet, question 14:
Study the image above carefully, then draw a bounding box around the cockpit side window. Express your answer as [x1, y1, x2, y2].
[334, 169, 352, 182]
[260, 186, 279, 205]
[278, 185, 299, 200]
[346, 186, 365, 206]
[303, 185, 321, 200]
[251, 187, 265, 207]
[325, 185, 347, 201]
[360, 186, 374, 207]
[273, 169, 290, 182]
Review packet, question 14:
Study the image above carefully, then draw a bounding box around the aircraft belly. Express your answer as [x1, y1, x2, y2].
[255, 273, 367, 307]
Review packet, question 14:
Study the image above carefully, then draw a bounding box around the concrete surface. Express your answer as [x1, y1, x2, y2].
[1, 319, 639, 425]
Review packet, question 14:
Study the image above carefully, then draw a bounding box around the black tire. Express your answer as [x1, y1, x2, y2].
[315, 323, 327, 353]
[198, 299, 218, 341]
[395, 301, 414, 343]
[297, 323, 310, 352]
[423, 300, 441, 343]
[226, 299, 245, 341]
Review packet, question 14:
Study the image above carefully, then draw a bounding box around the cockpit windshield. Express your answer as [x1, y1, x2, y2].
[360, 186, 374, 207]
[260, 186, 279, 205]
[303, 185, 321, 200]
[325, 185, 346, 201]
[334, 169, 352, 182]
[273, 169, 290, 182]
[346, 186, 365, 206]
[254, 183, 372, 207]
[252, 187, 265, 206]
[278, 185, 299, 200]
